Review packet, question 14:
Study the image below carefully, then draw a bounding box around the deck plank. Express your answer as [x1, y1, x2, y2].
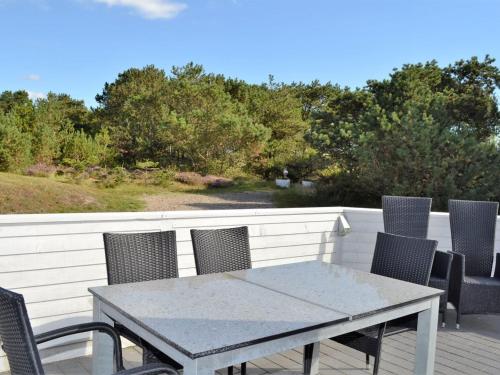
[1, 313, 499, 375]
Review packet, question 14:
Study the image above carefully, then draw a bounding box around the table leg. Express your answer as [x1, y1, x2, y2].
[92, 298, 115, 375]
[183, 361, 215, 375]
[303, 342, 320, 375]
[414, 297, 439, 374]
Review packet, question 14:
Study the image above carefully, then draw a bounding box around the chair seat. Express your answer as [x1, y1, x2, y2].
[332, 329, 380, 357]
[464, 276, 500, 286]
[429, 276, 449, 312]
[332, 317, 415, 357]
[142, 347, 183, 369]
[359, 324, 412, 337]
[115, 323, 182, 369]
[429, 276, 448, 289]
[458, 276, 500, 314]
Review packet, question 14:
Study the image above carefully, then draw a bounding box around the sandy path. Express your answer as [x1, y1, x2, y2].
[143, 191, 275, 211]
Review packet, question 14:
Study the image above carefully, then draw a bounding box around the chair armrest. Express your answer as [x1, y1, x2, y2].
[495, 253, 500, 279]
[449, 251, 464, 279]
[431, 251, 453, 280]
[448, 251, 465, 306]
[35, 322, 124, 371]
[115, 363, 178, 375]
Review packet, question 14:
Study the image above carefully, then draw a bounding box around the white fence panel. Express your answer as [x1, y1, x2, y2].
[1, 205, 498, 371]
[0, 207, 342, 371]
[338, 207, 500, 272]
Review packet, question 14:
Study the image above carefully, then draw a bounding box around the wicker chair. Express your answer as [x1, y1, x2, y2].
[329, 232, 438, 375]
[448, 199, 500, 329]
[103, 231, 180, 368]
[191, 226, 252, 275]
[0, 287, 177, 375]
[190, 226, 251, 375]
[382, 195, 453, 326]
[382, 195, 432, 238]
[429, 250, 453, 326]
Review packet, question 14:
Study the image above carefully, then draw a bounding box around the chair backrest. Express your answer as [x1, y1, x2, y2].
[448, 199, 499, 277]
[0, 288, 44, 375]
[191, 226, 252, 275]
[382, 195, 432, 239]
[103, 231, 178, 285]
[371, 232, 437, 286]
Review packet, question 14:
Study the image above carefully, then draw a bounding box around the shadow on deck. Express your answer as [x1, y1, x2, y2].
[2, 311, 500, 375]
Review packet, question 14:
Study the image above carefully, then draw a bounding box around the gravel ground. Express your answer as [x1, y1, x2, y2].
[143, 191, 275, 211]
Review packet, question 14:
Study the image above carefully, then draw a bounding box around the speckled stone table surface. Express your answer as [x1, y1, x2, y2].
[90, 261, 442, 375]
[89, 270, 348, 358]
[229, 261, 443, 319]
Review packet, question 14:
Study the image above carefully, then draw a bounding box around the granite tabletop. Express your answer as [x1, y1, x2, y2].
[229, 261, 443, 319]
[90, 270, 348, 358]
[89, 261, 442, 358]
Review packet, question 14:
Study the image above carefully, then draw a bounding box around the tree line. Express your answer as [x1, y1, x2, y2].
[1, 56, 499, 209]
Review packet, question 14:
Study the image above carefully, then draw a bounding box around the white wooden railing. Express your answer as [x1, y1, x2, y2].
[0, 207, 498, 371]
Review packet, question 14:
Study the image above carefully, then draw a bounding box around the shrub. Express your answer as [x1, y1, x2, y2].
[152, 167, 178, 187]
[0, 113, 32, 172]
[274, 173, 381, 209]
[25, 163, 57, 177]
[175, 172, 205, 185]
[95, 167, 129, 188]
[174, 172, 234, 188]
[273, 185, 318, 208]
[61, 129, 114, 170]
[203, 175, 233, 188]
[136, 160, 159, 170]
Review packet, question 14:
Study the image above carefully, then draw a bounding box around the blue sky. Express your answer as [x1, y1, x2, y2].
[1, 0, 499, 107]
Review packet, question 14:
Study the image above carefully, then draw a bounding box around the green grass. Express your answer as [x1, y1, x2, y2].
[189, 178, 277, 195]
[0, 172, 277, 214]
[0, 173, 152, 213]
[273, 185, 319, 208]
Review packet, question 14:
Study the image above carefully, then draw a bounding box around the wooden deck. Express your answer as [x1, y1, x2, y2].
[3, 311, 500, 375]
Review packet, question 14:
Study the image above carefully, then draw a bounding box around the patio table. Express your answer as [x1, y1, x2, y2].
[90, 261, 442, 375]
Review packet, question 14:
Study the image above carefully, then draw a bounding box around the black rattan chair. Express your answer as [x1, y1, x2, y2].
[382, 195, 432, 238]
[429, 250, 453, 326]
[190, 226, 251, 375]
[382, 195, 453, 326]
[329, 232, 438, 375]
[103, 231, 180, 367]
[191, 226, 252, 275]
[448, 199, 500, 329]
[0, 287, 177, 375]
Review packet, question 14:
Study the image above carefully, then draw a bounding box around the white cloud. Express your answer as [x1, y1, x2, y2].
[27, 91, 47, 101]
[24, 74, 41, 81]
[95, 0, 186, 19]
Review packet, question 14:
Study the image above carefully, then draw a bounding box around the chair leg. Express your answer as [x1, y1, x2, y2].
[372, 323, 386, 375]
[441, 309, 446, 328]
[241, 362, 246, 375]
[456, 307, 461, 329]
[373, 353, 382, 375]
[365, 353, 370, 370]
[228, 366, 233, 375]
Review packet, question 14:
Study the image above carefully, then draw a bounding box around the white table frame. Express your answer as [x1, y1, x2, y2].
[92, 295, 439, 375]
